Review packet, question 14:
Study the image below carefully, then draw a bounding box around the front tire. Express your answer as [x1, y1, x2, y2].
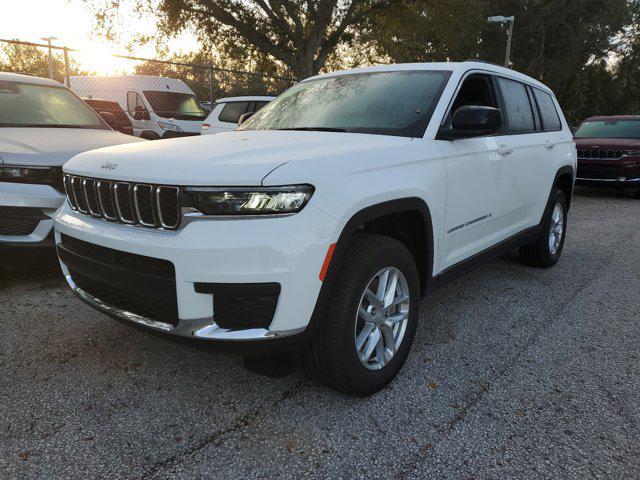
[519, 189, 568, 268]
[304, 234, 420, 396]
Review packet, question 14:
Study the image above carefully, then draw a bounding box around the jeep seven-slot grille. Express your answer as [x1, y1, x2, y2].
[577, 149, 624, 161]
[63, 174, 180, 229]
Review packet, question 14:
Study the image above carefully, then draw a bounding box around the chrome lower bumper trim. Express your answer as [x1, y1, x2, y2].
[65, 274, 305, 341]
[576, 177, 640, 183]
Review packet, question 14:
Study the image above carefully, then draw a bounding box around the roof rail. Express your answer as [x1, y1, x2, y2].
[464, 59, 503, 67]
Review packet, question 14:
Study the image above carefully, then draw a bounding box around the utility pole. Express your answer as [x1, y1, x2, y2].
[487, 16, 515, 68]
[41, 36, 58, 79]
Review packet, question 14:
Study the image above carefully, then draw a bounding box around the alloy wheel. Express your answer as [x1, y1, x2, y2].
[548, 202, 564, 255]
[354, 267, 410, 371]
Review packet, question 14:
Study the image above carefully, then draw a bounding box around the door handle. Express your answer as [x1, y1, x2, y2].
[497, 145, 514, 156]
[545, 141, 557, 149]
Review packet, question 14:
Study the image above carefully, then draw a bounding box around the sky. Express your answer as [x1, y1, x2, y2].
[0, 0, 200, 74]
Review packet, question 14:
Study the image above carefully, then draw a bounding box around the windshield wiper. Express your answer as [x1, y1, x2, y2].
[275, 127, 348, 133]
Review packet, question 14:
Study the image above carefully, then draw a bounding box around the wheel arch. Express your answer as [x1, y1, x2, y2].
[306, 197, 434, 339]
[552, 165, 575, 210]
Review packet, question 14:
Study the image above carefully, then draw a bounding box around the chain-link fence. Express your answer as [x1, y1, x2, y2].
[0, 38, 294, 138]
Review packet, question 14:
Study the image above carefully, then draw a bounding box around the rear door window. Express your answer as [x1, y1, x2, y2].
[218, 102, 250, 123]
[532, 88, 562, 131]
[497, 77, 535, 134]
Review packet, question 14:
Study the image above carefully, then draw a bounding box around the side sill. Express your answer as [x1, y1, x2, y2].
[428, 225, 541, 293]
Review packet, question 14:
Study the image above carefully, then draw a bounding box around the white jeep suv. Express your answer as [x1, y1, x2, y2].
[0, 72, 143, 262]
[54, 62, 576, 395]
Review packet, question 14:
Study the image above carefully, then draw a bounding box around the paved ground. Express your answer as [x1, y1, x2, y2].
[1, 187, 639, 480]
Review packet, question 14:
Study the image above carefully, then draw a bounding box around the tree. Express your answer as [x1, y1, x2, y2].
[0, 43, 68, 82]
[366, 0, 636, 124]
[133, 49, 294, 101]
[94, 0, 391, 80]
[0, 42, 89, 83]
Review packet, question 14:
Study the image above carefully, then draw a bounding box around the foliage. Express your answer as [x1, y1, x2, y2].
[93, 0, 392, 80]
[366, 0, 640, 124]
[133, 49, 294, 101]
[84, 0, 640, 121]
[0, 43, 83, 83]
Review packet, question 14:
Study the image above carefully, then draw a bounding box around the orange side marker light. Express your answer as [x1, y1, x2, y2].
[319, 243, 336, 281]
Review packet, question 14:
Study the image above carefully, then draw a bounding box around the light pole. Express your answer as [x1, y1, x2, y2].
[487, 16, 515, 68]
[41, 36, 58, 79]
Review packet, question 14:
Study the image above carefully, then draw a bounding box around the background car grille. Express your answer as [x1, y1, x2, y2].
[0, 217, 40, 236]
[0, 207, 47, 236]
[63, 174, 180, 229]
[577, 149, 624, 160]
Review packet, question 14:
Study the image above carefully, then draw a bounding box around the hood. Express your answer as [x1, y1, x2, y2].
[63, 130, 413, 185]
[0, 128, 144, 166]
[574, 137, 640, 150]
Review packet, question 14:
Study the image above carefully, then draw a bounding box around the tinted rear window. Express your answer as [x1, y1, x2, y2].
[497, 77, 535, 134]
[218, 102, 249, 123]
[533, 89, 561, 131]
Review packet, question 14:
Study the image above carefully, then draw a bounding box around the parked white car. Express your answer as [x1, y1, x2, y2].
[55, 62, 576, 395]
[0, 72, 143, 261]
[201, 96, 274, 135]
[69, 75, 207, 139]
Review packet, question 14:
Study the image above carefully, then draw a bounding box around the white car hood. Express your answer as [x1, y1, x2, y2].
[0, 128, 144, 166]
[63, 130, 413, 185]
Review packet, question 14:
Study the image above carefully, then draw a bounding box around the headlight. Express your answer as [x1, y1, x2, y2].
[184, 185, 314, 216]
[0, 165, 52, 182]
[158, 121, 183, 132]
[623, 150, 640, 157]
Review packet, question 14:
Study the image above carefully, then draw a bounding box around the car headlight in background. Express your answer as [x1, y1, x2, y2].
[184, 185, 314, 215]
[0, 165, 53, 182]
[158, 121, 183, 132]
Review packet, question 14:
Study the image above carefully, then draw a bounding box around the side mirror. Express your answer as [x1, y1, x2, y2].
[98, 111, 117, 129]
[237, 111, 255, 127]
[133, 105, 150, 121]
[438, 106, 503, 140]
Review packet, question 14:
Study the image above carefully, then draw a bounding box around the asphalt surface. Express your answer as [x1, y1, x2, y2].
[1, 187, 639, 480]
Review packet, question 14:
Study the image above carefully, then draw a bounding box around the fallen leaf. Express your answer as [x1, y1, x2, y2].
[286, 438, 297, 453]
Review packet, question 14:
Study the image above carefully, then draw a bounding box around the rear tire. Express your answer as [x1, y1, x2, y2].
[303, 234, 420, 396]
[519, 189, 567, 268]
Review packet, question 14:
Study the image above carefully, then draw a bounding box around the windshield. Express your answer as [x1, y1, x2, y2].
[0, 81, 108, 129]
[574, 119, 640, 139]
[240, 70, 451, 138]
[143, 91, 206, 120]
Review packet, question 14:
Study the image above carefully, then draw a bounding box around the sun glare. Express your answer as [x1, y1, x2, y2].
[74, 44, 142, 75]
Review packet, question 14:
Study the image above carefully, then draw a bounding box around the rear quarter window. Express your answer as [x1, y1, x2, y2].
[218, 102, 250, 123]
[533, 88, 562, 131]
[497, 77, 535, 134]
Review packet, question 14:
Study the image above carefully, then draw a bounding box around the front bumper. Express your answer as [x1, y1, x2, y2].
[575, 177, 640, 188]
[54, 202, 340, 348]
[0, 182, 65, 246]
[576, 158, 640, 188]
